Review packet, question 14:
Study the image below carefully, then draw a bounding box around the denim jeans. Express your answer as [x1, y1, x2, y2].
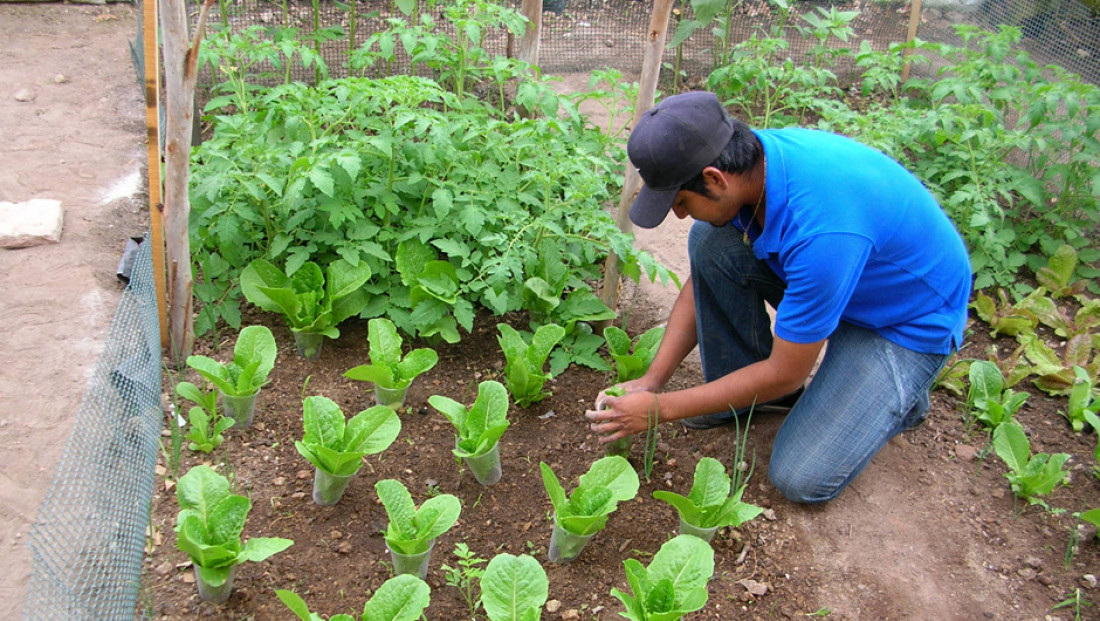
[687, 221, 949, 504]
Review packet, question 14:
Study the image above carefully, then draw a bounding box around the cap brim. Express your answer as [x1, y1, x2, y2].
[629, 184, 679, 229]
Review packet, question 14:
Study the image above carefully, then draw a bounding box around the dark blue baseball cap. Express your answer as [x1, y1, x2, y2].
[627, 91, 734, 228]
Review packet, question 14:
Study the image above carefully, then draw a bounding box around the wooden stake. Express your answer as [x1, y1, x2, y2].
[143, 0, 167, 350]
[160, 0, 216, 367]
[901, 0, 923, 83]
[599, 0, 676, 318]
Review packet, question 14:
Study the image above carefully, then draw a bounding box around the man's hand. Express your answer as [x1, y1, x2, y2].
[586, 388, 661, 442]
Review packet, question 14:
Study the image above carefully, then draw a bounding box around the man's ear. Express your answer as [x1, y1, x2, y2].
[701, 167, 728, 190]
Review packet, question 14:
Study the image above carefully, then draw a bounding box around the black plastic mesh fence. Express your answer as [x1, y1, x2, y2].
[195, 0, 1100, 93]
[23, 238, 162, 621]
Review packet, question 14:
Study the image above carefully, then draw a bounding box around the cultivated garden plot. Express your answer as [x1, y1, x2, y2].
[138, 1, 1100, 618]
[142, 298, 1100, 620]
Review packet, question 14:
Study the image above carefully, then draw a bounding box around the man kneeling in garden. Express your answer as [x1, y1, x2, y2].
[586, 91, 972, 504]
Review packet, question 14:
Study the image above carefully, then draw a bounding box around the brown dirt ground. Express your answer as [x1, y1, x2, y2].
[2, 4, 1100, 621]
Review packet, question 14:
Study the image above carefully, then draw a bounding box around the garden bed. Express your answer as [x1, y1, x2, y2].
[143, 298, 1100, 620]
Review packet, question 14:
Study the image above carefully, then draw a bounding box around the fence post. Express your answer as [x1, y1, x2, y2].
[143, 0, 168, 350]
[160, 0, 216, 366]
[599, 0, 676, 318]
[901, 0, 924, 83]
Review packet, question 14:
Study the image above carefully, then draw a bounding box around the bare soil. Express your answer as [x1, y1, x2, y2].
[2, 4, 1099, 621]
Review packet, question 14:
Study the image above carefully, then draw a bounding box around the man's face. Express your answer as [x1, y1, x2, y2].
[668, 167, 760, 227]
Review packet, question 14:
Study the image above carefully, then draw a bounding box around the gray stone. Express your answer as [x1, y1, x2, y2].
[13, 88, 35, 102]
[0, 199, 64, 248]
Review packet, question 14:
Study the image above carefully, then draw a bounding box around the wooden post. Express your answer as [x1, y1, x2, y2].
[160, 0, 216, 366]
[901, 0, 923, 83]
[599, 0, 676, 316]
[516, 0, 542, 66]
[143, 0, 168, 350]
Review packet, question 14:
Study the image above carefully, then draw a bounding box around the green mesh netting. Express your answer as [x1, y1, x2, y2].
[23, 237, 162, 621]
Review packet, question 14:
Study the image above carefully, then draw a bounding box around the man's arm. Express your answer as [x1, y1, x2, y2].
[634, 276, 698, 391]
[588, 334, 824, 439]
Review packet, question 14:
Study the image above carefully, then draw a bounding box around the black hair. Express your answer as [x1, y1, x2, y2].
[679, 117, 762, 198]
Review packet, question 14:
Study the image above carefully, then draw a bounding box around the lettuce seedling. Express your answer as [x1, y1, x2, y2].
[429, 380, 510, 459]
[344, 318, 439, 391]
[541, 455, 639, 537]
[376, 478, 462, 555]
[175, 465, 293, 588]
[295, 396, 401, 477]
[967, 360, 1028, 430]
[240, 257, 371, 339]
[175, 380, 233, 453]
[1065, 365, 1099, 433]
[185, 325, 278, 397]
[480, 553, 549, 621]
[276, 573, 430, 621]
[610, 534, 715, 621]
[497, 322, 566, 408]
[653, 457, 764, 531]
[604, 325, 665, 383]
[992, 421, 1071, 508]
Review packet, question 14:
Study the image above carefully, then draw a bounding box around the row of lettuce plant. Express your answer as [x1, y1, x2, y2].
[169, 313, 755, 617]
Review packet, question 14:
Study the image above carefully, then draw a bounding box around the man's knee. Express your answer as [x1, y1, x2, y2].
[768, 458, 847, 505]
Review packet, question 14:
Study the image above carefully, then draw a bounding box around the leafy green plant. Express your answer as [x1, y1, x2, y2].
[175, 465, 293, 590]
[1065, 366, 1099, 433]
[652, 457, 764, 531]
[344, 317, 439, 390]
[480, 553, 549, 621]
[604, 325, 665, 383]
[966, 360, 1028, 430]
[540, 455, 640, 537]
[294, 396, 401, 477]
[429, 379, 510, 459]
[1019, 330, 1100, 397]
[992, 422, 1070, 509]
[497, 323, 566, 408]
[1053, 588, 1094, 621]
[240, 257, 372, 340]
[185, 325, 277, 397]
[1079, 509, 1100, 536]
[276, 573, 430, 621]
[175, 381, 233, 453]
[610, 534, 715, 621]
[442, 543, 486, 620]
[189, 72, 674, 341]
[376, 478, 462, 555]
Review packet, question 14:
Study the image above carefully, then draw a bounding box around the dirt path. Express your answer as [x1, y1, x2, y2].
[0, 8, 1093, 621]
[0, 3, 146, 614]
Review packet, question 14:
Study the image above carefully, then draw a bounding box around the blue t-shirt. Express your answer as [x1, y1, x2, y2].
[745, 129, 971, 355]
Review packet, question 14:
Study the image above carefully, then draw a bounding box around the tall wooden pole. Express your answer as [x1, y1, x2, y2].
[516, 0, 542, 65]
[599, 0, 676, 315]
[143, 0, 168, 349]
[160, 0, 215, 366]
[901, 0, 923, 83]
